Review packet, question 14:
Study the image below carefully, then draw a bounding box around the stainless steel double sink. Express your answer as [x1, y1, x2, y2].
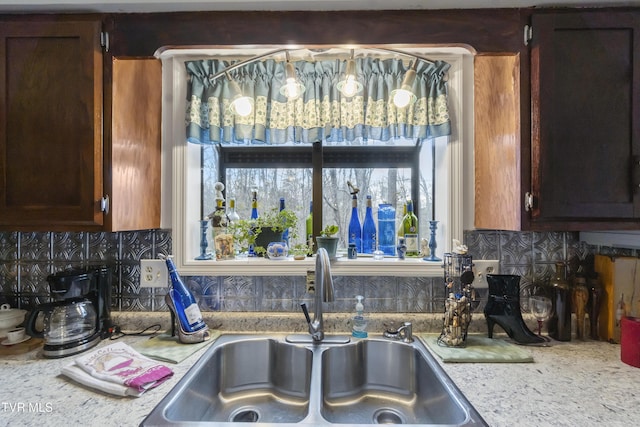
[140, 334, 487, 426]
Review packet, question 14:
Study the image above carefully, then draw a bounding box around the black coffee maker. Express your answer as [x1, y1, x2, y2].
[26, 266, 113, 357]
[48, 266, 113, 336]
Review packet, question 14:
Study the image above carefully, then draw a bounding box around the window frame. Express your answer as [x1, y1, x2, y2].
[159, 46, 469, 277]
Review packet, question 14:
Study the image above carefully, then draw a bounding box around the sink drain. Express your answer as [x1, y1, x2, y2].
[229, 408, 260, 423]
[373, 408, 405, 424]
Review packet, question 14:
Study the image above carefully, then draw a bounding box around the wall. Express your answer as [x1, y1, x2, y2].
[2, 229, 626, 314]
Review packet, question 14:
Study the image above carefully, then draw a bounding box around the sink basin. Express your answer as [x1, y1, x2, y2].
[321, 340, 471, 425]
[141, 334, 487, 426]
[147, 336, 312, 424]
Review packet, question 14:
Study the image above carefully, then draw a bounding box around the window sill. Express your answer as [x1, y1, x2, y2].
[178, 255, 444, 277]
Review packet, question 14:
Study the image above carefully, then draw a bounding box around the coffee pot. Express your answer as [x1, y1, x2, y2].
[26, 266, 113, 358]
[26, 298, 98, 355]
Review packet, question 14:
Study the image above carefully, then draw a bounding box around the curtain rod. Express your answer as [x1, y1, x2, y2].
[206, 46, 437, 82]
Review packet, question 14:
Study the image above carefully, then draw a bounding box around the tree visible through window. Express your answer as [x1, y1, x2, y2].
[201, 137, 442, 252]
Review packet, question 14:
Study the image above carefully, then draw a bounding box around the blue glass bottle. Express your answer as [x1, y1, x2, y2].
[362, 195, 376, 254]
[250, 190, 259, 220]
[348, 194, 362, 252]
[377, 203, 396, 256]
[165, 256, 207, 333]
[279, 197, 289, 246]
[249, 190, 258, 256]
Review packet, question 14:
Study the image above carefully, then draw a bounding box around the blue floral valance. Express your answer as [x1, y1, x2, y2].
[185, 57, 451, 145]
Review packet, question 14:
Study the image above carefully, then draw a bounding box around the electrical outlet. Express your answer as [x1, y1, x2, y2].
[472, 260, 500, 289]
[140, 259, 168, 288]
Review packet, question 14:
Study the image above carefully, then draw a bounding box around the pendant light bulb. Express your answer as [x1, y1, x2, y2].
[280, 61, 305, 101]
[391, 67, 417, 108]
[228, 78, 253, 117]
[337, 59, 363, 98]
[231, 96, 253, 117]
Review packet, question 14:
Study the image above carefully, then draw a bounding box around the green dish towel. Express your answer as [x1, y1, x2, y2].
[132, 330, 220, 364]
[420, 334, 534, 363]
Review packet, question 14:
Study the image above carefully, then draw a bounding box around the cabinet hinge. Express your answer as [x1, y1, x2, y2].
[524, 25, 532, 46]
[100, 195, 110, 215]
[100, 31, 110, 53]
[524, 192, 534, 212]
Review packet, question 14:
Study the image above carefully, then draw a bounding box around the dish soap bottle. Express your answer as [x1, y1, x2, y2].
[352, 295, 368, 338]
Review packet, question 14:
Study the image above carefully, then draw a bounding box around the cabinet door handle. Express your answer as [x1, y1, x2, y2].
[100, 195, 110, 214]
[524, 192, 534, 211]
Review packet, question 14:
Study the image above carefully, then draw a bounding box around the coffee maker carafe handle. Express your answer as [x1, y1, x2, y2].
[25, 301, 58, 338]
[25, 299, 87, 339]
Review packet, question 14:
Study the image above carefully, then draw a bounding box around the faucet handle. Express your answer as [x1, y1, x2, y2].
[383, 321, 414, 343]
[300, 303, 311, 324]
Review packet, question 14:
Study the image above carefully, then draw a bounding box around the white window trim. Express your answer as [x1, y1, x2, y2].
[158, 46, 472, 277]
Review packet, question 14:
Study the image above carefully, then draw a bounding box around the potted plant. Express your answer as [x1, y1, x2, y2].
[228, 208, 298, 256]
[315, 224, 339, 260]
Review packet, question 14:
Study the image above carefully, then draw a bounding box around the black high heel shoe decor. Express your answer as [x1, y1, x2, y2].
[484, 274, 545, 345]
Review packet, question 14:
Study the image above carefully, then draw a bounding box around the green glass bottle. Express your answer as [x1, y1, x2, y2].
[305, 201, 313, 252]
[397, 201, 407, 244]
[402, 200, 419, 256]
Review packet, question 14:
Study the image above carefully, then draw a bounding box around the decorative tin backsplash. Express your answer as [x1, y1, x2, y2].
[1, 229, 632, 313]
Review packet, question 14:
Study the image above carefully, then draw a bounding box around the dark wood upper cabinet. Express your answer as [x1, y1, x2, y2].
[530, 11, 640, 229]
[0, 19, 104, 230]
[476, 10, 640, 231]
[0, 17, 160, 231]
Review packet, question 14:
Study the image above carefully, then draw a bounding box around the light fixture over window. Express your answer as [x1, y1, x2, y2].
[279, 52, 306, 101]
[227, 74, 254, 116]
[391, 60, 418, 108]
[336, 50, 363, 97]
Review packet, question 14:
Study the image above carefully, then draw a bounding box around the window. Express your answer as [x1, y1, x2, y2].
[159, 46, 470, 277]
[209, 140, 440, 251]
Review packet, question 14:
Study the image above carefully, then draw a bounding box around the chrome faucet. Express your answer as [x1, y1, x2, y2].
[301, 247, 334, 342]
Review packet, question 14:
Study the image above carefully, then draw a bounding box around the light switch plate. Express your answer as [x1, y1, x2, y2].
[472, 260, 500, 289]
[140, 259, 168, 288]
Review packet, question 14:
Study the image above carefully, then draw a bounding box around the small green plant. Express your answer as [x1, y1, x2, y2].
[319, 224, 339, 237]
[228, 208, 298, 254]
[290, 242, 311, 259]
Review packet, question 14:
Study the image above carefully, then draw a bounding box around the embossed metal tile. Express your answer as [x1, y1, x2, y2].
[0, 229, 603, 314]
[51, 232, 86, 262]
[19, 232, 52, 261]
[120, 230, 155, 262]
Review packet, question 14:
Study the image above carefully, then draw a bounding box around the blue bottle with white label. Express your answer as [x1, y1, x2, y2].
[166, 256, 207, 333]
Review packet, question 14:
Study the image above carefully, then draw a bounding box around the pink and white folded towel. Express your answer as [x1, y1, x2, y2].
[61, 341, 174, 397]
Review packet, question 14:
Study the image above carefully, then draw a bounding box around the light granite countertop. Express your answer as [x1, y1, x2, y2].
[0, 312, 638, 427]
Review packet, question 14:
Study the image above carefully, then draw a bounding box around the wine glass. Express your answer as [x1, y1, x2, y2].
[529, 295, 553, 339]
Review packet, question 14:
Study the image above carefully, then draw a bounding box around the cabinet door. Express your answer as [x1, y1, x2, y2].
[107, 57, 161, 231]
[0, 19, 103, 230]
[531, 12, 640, 227]
[474, 54, 523, 230]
